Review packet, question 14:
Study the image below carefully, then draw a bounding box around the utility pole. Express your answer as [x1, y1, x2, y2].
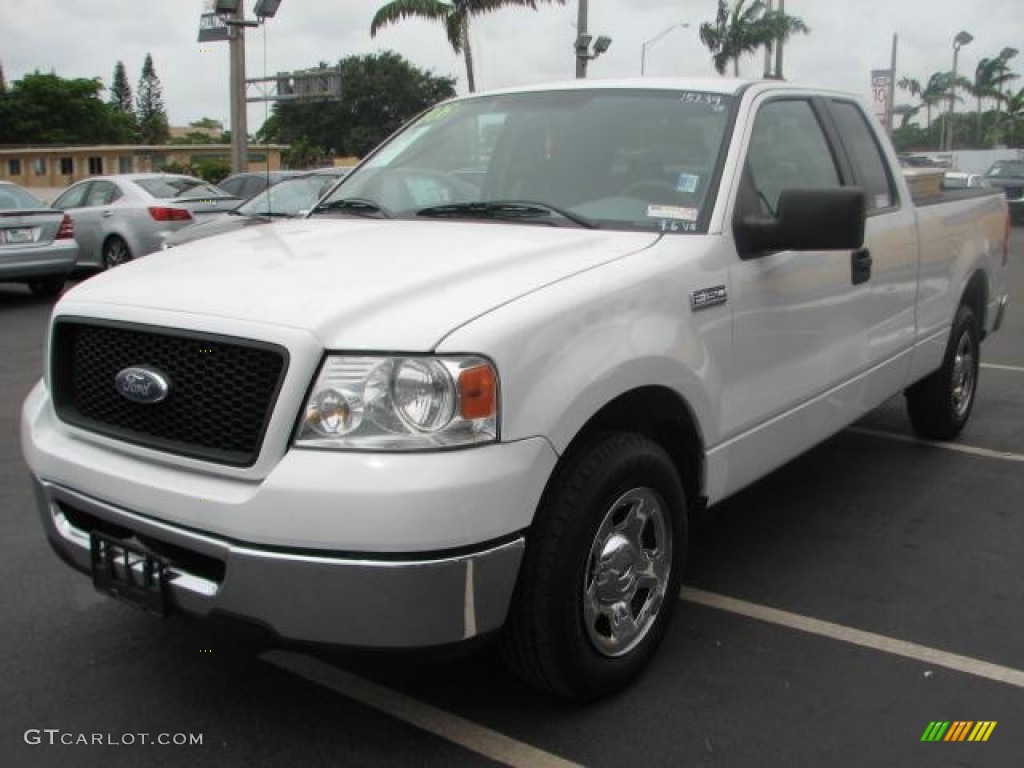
[575, 0, 588, 78]
[887, 34, 898, 138]
[763, 0, 774, 78]
[229, 0, 249, 173]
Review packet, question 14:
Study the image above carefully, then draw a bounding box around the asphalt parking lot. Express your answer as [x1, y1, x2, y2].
[3, 230, 1022, 768]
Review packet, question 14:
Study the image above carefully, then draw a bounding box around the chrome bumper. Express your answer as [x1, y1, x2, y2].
[33, 478, 524, 648]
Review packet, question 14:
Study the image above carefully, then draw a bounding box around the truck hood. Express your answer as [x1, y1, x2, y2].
[60, 218, 660, 349]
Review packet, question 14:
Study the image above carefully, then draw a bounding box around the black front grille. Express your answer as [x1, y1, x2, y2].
[51, 320, 288, 467]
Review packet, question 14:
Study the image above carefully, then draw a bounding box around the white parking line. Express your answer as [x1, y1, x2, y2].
[681, 587, 1024, 690]
[848, 427, 1024, 463]
[981, 362, 1024, 373]
[261, 650, 582, 768]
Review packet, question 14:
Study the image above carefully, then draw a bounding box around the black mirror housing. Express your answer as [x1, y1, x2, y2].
[737, 187, 867, 256]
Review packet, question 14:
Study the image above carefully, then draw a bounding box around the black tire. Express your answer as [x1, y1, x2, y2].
[905, 303, 980, 440]
[102, 236, 132, 269]
[27, 276, 66, 298]
[501, 432, 687, 701]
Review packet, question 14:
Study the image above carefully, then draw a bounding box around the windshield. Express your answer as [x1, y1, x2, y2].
[315, 88, 734, 232]
[986, 161, 1024, 177]
[135, 176, 233, 200]
[238, 175, 342, 216]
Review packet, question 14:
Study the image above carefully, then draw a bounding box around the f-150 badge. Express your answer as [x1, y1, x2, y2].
[690, 285, 727, 311]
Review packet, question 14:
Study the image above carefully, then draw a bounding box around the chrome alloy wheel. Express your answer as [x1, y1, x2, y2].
[582, 487, 672, 658]
[951, 329, 976, 419]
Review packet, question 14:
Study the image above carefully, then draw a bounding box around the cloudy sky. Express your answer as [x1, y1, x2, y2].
[2, 0, 1022, 132]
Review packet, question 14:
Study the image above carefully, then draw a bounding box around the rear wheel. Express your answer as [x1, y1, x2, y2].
[27, 277, 66, 298]
[501, 432, 687, 701]
[102, 236, 132, 269]
[905, 303, 980, 439]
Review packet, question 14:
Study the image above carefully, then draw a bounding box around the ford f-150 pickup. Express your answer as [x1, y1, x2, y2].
[22, 78, 1010, 700]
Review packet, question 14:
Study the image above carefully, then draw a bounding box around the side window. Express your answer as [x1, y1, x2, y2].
[52, 182, 90, 210]
[84, 180, 122, 206]
[744, 99, 841, 215]
[829, 100, 896, 211]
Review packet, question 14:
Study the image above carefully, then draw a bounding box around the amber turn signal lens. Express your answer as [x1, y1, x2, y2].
[458, 364, 497, 420]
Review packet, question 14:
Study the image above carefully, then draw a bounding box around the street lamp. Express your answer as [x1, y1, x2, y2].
[944, 30, 973, 151]
[640, 22, 690, 76]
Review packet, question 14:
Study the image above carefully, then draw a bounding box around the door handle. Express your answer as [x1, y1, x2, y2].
[851, 248, 872, 286]
[102, 210, 113, 218]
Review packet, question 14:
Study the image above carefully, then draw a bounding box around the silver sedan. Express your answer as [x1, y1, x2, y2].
[50, 174, 239, 271]
[0, 181, 78, 297]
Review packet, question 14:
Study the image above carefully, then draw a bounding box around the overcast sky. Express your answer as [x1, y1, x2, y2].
[2, 0, 1022, 131]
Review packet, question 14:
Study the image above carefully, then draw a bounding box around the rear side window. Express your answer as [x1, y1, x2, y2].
[830, 100, 896, 211]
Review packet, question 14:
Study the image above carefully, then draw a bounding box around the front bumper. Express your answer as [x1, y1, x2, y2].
[33, 478, 525, 648]
[23, 378, 558, 648]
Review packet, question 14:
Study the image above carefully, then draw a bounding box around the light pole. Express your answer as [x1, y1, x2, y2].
[944, 30, 973, 152]
[574, 0, 611, 78]
[999, 47, 1019, 146]
[640, 22, 689, 76]
[218, 0, 282, 173]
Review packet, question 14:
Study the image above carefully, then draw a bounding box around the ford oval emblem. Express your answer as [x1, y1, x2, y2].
[114, 367, 170, 404]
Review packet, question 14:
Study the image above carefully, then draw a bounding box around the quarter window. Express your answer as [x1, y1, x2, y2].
[829, 100, 896, 210]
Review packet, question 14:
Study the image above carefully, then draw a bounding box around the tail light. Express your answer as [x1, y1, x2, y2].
[148, 207, 193, 222]
[56, 213, 74, 240]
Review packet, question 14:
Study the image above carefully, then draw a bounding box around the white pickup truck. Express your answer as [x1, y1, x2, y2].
[22, 78, 1010, 701]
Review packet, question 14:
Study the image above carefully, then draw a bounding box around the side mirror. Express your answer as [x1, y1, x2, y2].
[736, 187, 866, 257]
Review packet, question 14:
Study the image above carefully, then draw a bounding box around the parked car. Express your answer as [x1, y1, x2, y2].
[162, 169, 349, 248]
[23, 79, 1009, 701]
[942, 171, 989, 189]
[216, 170, 307, 200]
[0, 181, 78, 297]
[983, 159, 1024, 224]
[50, 174, 241, 270]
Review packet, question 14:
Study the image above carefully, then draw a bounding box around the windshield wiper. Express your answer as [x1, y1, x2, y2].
[312, 198, 393, 219]
[415, 201, 597, 229]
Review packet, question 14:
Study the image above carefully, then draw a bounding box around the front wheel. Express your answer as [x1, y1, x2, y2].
[905, 303, 980, 439]
[501, 433, 687, 701]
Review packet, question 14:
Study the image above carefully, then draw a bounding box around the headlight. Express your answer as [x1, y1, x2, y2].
[295, 355, 498, 450]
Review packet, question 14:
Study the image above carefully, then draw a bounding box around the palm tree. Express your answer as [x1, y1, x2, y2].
[899, 72, 958, 130]
[1006, 86, 1024, 146]
[699, 0, 808, 77]
[370, 0, 564, 94]
[971, 56, 1019, 145]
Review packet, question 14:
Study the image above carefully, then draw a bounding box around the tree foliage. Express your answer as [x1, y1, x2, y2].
[699, 0, 808, 77]
[261, 51, 456, 162]
[0, 71, 134, 144]
[136, 53, 170, 145]
[110, 61, 133, 113]
[370, 0, 564, 93]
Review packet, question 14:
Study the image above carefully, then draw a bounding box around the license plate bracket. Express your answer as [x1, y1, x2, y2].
[90, 532, 169, 616]
[3, 227, 37, 244]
